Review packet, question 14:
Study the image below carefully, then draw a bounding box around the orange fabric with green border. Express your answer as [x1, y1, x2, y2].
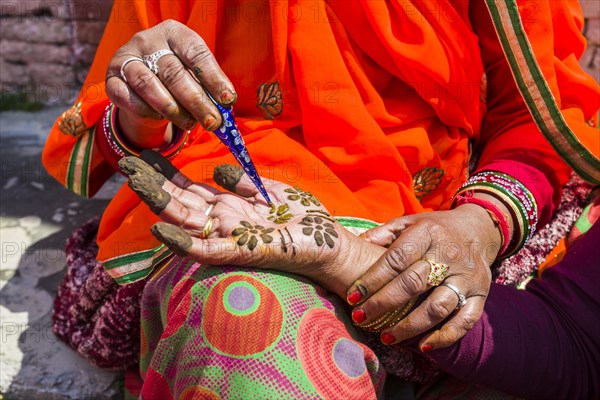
[42, 0, 598, 284]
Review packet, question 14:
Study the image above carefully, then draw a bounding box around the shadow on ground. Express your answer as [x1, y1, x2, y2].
[1, 108, 125, 399]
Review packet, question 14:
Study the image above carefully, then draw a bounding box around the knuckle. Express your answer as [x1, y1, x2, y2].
[184, 42, 213, 66]
[130, 71, 156, 91]
[399, 269, 425, 295]
[426, 299, 453, 320]
[460, 314, 478, 331]
[159, 101, 179, 118]
[382, 247, 409, 275]
[160, 58, 187, 86]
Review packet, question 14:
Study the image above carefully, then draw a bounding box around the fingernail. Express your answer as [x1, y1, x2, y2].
[381, 332, 396, 345]
[220, 90, 237, 105]
[203, 115, 217, 130]
[347, 290, 362, 305]
[421, 344, 434, 353]
[352, 309, 366, 324]
[184, 119, 197, 131]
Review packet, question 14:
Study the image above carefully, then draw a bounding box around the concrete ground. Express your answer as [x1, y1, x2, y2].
[0, 107, 124, 399]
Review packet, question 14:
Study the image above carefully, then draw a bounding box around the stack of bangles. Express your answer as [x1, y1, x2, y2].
[451, 171, 538, 258]
[96, 102, 189, 168]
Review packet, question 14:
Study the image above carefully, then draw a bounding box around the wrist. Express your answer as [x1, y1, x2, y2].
[117, 107, 171, 149]
[452, 203, 503, 259]
[315, 231, 386, 298]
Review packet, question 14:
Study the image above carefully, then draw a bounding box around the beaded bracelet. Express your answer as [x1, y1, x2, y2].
[454, 192, 511, 256]
[453, 171, 538, 258]
[100, 103, 189, 162]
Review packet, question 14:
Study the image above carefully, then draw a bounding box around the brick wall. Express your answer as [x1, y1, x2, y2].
[0, 0, 113, 105]
[0, 1, 598, 105]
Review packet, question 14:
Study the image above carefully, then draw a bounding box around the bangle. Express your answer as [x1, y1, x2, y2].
[98, 103, 189, 166]
[453, 171, 538, 258]
[453, 191, 511, 256]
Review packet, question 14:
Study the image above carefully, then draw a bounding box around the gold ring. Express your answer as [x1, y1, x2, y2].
[354, 298, 417, 332]
[423, 258, 449, 286]
[201, 217, 214, 239]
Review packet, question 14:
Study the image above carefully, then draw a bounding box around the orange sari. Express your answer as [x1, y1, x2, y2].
[42, 0, 599, 284]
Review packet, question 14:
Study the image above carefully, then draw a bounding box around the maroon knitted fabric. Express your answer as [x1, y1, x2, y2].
[52, 217, 146, 370]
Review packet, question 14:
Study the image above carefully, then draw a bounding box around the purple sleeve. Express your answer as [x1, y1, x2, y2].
[421, 221, 600, 399]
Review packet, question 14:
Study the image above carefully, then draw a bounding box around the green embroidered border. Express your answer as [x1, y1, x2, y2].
[484, 0, 600, 184]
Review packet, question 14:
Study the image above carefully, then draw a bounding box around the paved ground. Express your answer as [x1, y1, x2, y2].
[0, 107, 124, 399]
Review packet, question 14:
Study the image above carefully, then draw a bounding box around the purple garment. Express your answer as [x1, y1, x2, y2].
[424, 221, 600, 399]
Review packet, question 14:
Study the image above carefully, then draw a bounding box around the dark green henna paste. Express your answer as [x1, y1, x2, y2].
[213, 164, 245, 192]
[151, 222, 192, 256]
[232, 222, 276, 250]
[128, 173, 171, 214]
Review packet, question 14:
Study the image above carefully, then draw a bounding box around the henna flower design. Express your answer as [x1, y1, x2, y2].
[268, 203, 293, 224]
[300, 216, 338, 248]
[232, 221, 275, 251]
[285, 187, 321, 207]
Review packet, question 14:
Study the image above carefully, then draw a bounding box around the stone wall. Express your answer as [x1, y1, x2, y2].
[0, 0, 113, 105]
[0, 0, 598, 105]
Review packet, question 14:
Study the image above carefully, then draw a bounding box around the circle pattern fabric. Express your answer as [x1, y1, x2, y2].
[202, 274, 284, 357]
[297, 308, 376, 399]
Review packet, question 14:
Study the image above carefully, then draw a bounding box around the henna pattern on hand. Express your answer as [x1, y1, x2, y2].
[232, 221, 275, 251]
[267, 203, 294, 224]
[284, 187, 321, 207]
[300, 216, 338, 248]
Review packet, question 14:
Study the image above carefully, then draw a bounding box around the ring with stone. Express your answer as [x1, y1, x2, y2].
[142, 49, 175, 75]
[441, 283, 467, 309]
[422, 258, 449, 286]
[120, 57, 144, 83]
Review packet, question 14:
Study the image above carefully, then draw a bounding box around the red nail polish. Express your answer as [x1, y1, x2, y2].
[347, 291, 362, 305]
[352, 309, 366, 324]
[381, 332, 396, 345]
[421, 344, 434, 353]
[220, 90, 236, 105]
[203, 115, 217, 130]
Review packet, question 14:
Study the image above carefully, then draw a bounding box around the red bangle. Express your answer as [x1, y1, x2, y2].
[95, 103, 189, 171]
[454, 191, 511, 257]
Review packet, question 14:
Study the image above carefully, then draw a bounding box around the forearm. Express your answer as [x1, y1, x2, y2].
[117, 107, 172, 149]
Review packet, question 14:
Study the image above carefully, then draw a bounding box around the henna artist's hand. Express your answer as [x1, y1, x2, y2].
[105, 20, 237, 148]
[118, 151, 385, 298]
[348, 206, 502, 351]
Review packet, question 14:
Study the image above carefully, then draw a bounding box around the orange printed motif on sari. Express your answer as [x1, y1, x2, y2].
[58, 101, 87, 137]
[256, 82, 283, 120]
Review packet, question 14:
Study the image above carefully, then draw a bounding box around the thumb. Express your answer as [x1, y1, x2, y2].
[361, 215, 416, 247]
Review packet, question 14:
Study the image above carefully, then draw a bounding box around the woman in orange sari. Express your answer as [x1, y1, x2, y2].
[44, 0, 599, 398]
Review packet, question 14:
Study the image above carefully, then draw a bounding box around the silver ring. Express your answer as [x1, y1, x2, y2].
[120, 57, 144, 83]
[142, 49, 175, 75]
[441, 283, 467, 309]
[204, 204, 214, 216]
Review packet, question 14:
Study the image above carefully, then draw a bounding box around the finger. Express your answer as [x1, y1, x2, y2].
[418, 295, 486, 351]
[121, 58, 196, 130]
[106, 75, 162, 120]
[119, 156, 211, 208]
[359, 215, 416, 246]
[122, 161, 212, 236]
[347, 223, 431, 305]
[378, 281, 462, 344]
[165, 21, 237, 106]
[213, 164, 279, 198]
[140, 150, 220, 198]
[151, 223, 261, 266]
[155, 54, 222, 130]
[351, 259, 431, 325]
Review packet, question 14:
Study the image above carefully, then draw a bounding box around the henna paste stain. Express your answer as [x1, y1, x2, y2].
[284, 187, 321, 207]
[151, 222, 192, 256]
[128, 173, 171, 214]
[214, 164, 245, 192]
[118, 157, 166, 185]
[300, 216, 337, 249]
[140, 150, 179, 180]
[267, 203, 293, 224]
[232, 221, 275, 251]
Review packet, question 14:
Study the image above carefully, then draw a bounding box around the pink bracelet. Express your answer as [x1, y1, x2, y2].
[454, 191, 511, 256]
